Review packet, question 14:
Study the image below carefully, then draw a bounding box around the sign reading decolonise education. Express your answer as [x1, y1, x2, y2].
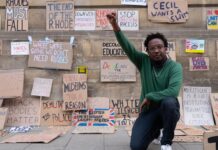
[6, 0, 29, 31]
[148, 0, 188, 23]
[46, 1, 74, 31]
[28, 41, 72, 70]
[102, 41, 126, 56]
[101, 59, 136, 82]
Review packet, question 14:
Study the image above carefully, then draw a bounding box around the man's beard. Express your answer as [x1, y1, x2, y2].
[151, 56, 167, 68]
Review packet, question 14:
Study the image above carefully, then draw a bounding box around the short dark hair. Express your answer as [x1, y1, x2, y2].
[144, 33, 168, 51]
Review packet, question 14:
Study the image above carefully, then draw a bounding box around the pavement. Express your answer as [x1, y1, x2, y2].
[0, 127, 203, 150]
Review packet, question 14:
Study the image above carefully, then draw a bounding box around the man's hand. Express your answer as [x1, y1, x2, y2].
[140, 98, 150, 113]
[106, 12, 120, 31]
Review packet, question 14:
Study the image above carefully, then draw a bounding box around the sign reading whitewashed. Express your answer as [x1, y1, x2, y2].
[183, 86, 214, 126]
[100, 59, 136, 82]
[75, 11, 95, 30]
[102, 41, 126, 56]
[189, 57, 209, 71]
[118, 10, 139, 31]
[11, 42, 29, 55]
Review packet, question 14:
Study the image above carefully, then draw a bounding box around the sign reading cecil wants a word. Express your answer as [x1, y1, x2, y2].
[148, 0, 188, 23]
[63, 74, 87, 111]
[28, 41, 72, 70]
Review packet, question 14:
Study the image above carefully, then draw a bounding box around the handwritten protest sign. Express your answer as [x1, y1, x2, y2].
[40, 100, 71, 126]
[110, 98, 139, 118]
[63, 74, 87, 111]
[101, 59, 136, 82]
[31, 78, 53, 97]
[118, 10, 139, 31]
[11, 42, 29, 55]
[183, 86, 214, 126]
[121, 0, 146, 6]
[75, 11, 95, 30]
[88, 97, 109, 110]
[28, 41, 72, 70]
[4, 98, 40, 126]
[189, 57, 209, 71]
[96, 9, 117, 30]
[115, 117, 136, 126]
[207, 9, 218, 30]
[185, 39, 205, 53]
[210, 93, 218, 125]
[0, 69, 24, 98]
[102, 41, 126, 56]
[0, 108, 8, 130]
[148, 0, 188, 23]
[46, 1, 74, 31]
[6, 0, 29, 31]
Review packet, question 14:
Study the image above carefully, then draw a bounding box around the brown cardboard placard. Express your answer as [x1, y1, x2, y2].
[4, 98, 40, 126]
[210, 93, 218, 125]
[88, 97, 109, 109]
[0, 69, 24, 98]
[5, 0, 29, 31]
[40, 100, 71, 126]
[203, 131, 218, 150]
[0, 107, 8, 130]
[173, 135, 203, 142]
[31, 78, 53, 97]
[46, 1, 74, 31]
[101, 59, 136, 82]
[63, 74, 87, 111]
[148, 0, 188, 23]
[182, 127, 205, 136]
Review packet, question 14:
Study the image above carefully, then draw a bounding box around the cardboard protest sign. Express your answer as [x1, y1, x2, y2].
[121, 0, 146, 6]
[96, 9, 117, 30]
[148, 0, 188, 23]
[28, 41, 72, 70]
[4, 98, 40, 126]
[102, 41, 126, 56]
[167, 41, 176, 61]
[207, 9, 218, 30]
[185, 39, 205, 53]
[0, 69, 24, 98]
[40, 100, 71, 126]
[101, 59, 136, 82]
[88, 97, 109, 110]
[46, 1, 74, 31]
[115, 117, 136, 126]
[31, 78, 53, 97]
[189, 57, 209, 71]
[5, 0, 29, 31]
[75, 11, 95, 30]
[110, 98, 139, 118]
[183, 86, 214, 126]
[11, 42, 29, 55]
[118, 10, 139, 31]
[0, 108, 8, 130]
[210, 93, 218, 125]
[72, 109, 115, 133]
[63, 74, 87, 111]
[203, 131, 218, 150]
[173, 135, 203, 142]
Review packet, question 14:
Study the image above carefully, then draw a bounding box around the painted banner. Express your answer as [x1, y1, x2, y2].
[185, 39, 205, 53]
[101, 59, 136, 82]
[96, 9, 117, 30]
[121, 0, 146, 6]
[110, 98, 140, 118]
[88, 97, 109, 110]
[40, 100, 71, 126]
[0, 108, 8, 130]
[118, 10, 139, 31]
[63, 74, 87, 111]
[189, 57, 209, 71]
[102, 41, 126, 56]
[0, 69, 24, 98]
[183, 86, 214, 126]
[31, 78, 53, 97]
[210, 93, 218, 125]
[148, 0, 188, 23]
[46, 1, 74, 31]
[4, 98, 40, 126]
[11, 42, 29, 55]
[28, 41, 72, 70]
[6, 0, 29, 31]
[207, 9, 218, 30]
[75, 11, 95, 30]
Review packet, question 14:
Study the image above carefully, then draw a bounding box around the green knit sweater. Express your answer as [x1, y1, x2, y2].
[115, 31, 183, 105]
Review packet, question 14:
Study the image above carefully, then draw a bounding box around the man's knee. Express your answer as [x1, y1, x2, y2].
[161, 97, 179, 110]
[130, 139, 149, 150]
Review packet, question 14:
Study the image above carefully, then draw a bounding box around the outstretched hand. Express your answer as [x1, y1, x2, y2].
[106, 12, 117, 25]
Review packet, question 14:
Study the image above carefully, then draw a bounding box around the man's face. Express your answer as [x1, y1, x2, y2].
[147, 38, 167, 62]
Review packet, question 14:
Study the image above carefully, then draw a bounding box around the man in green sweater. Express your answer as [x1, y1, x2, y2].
[106, 13, 183, 150]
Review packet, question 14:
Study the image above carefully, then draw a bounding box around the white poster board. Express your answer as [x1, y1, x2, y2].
[183, 86, 214, 126]
[11, 42, 29, 55]
[75, 11, 95, 30]
[121, 0, 146, 6]
[31, 78, 53, 97]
